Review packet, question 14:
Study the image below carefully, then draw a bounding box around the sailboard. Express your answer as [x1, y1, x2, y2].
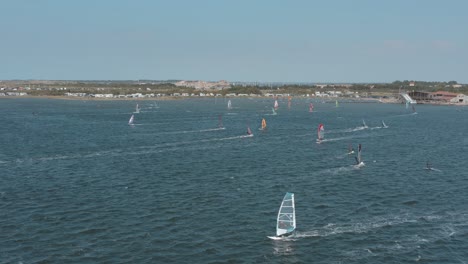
[274, 99, 279, 110]
[260, 118, 267, 131]
[316, 123, 324, 143]
[288, 96, 292, 109]
[335, 100, 339, 107]
[128, 114, 135, 126]
[412, 105, 417, 114]
[309, 103, 314, 113]
[227, 100, 232, 110]
[268, 192, 296, 240]
[271, 108, 277, 115]
[354, 144, 365, 167]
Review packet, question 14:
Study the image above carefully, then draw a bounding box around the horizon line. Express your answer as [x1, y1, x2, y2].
[0, 79, 464, 84]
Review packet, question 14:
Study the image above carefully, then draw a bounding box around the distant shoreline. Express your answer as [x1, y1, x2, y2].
[0, 95, 182, 101]
[0, 95, 379, 102]
[1, 95, 466, 106]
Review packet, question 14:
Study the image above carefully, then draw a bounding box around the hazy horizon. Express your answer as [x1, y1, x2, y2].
[0, 79, 462, 85]
[1, 0, 467, 83]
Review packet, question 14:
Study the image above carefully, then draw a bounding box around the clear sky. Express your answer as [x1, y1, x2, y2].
[1, 0, 467, 83]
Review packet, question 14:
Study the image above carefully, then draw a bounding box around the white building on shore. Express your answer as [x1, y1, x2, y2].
[450, 94, 468, 104]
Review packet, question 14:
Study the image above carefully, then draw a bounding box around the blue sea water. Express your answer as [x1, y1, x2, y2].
[1, 97, 467, 263]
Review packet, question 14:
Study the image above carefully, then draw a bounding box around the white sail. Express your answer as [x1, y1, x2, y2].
[381, 120, 388, 128]
[227, 100, 232, 110]
[128, 114, 134, 125]
[362, 119, 368, 128]
[135, 104, 140, 113]
[276, 192, 296, 237]
[218, 115, 223, 128]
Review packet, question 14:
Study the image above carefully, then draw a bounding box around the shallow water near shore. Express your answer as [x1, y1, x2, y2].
[1, 98, 467, 263]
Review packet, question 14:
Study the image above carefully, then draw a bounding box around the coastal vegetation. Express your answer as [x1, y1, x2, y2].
[1, 80, 467, 97]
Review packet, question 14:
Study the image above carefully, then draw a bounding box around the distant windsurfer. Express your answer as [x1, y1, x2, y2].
[317, 123, 324, 143]
[381, 120, 387, 128]
[247, 126, 252, 136]
[218, 115, 223, 128]
[354, 144, 364, 167]
[348, 144, 354, 154]
[426, 161, 432, 170]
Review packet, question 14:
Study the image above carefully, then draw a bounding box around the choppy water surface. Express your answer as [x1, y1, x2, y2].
[1, 98, 467, 263]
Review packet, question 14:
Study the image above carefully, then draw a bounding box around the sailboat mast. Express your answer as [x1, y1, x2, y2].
[291, 193, 296, 230]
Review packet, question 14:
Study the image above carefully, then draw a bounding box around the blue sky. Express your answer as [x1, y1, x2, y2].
[1, 0, 467, 82]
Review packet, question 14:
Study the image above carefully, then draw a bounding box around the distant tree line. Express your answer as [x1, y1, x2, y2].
[5, 80, 468, 96]
[222, 86, 262, 95]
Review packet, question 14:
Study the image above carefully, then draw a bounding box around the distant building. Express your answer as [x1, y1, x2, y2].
[174, 80, 230, 90]
[408, 91, 431, 101]
[409, 81, 415, 87]
[450, 94, 468, 104]
[431, 91, 457, 101]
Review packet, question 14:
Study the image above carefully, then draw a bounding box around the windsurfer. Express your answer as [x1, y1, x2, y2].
[426, 161, 432, 170]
